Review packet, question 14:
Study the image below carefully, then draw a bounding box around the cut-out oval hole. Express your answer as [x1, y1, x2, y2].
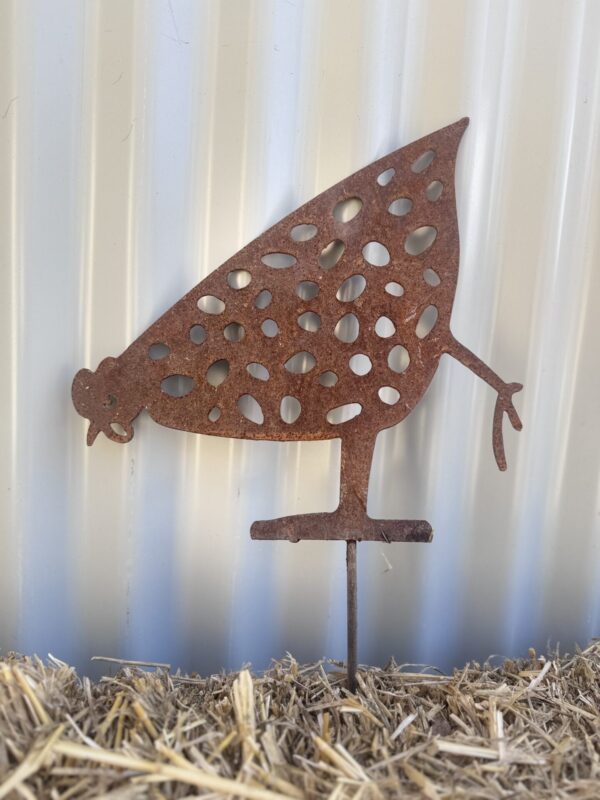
[388, 345, 410, 374]
[405, 226, 437, 256]
[190, 325, 206, 345]
[261, 319, 279, 338]
[280, 396, 301, 424]
[377, 167, 395, 186]
[319, 240, 345, 269]
[334, 313, 360, 343]
[385, 281, 404, 297]
[388, 197, 413, 217]
[298, 311, 321, 332]
[247, 362, 269, 381]
[227, 269, 252, 289]
[255, 290, 272, 309]
[411, 149, 435, 173]
[319, 371, 338, 387]
[416, 305, 439, 339]
[161, 375, 196, 397]
[379, 386, 400, 405]
[149, 343, 170, 360]
[423, 268, 441, 287]
[208, 407, 221, 422]
[333, 197, 363, 223]
[349, 354, 372, 376]
[362, 241, 390, 267]
[261, 252, 296, 268]
[296, 280, 319, 300]
[110, 422, 128, 436]
[291, 224, 317, 242]
[198, 295, 225, 314]
[426, 180, 443, 201]
[284, 351, 316, 374]
[375, 316, 395, 338]
[336, 274, 366, 302]
[206, 360, 230, 387]
[238, 395, 264, 425]
[327, 403, 362, 425]
[224, 322, 245, 342]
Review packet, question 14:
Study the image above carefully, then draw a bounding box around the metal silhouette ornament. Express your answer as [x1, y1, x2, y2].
[72, 118, 523, 692]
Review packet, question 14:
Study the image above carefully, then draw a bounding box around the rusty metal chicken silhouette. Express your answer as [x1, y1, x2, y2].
[72, 118, 523, 690]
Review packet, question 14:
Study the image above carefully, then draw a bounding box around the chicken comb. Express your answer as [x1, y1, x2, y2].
[72, 118, 523, 690]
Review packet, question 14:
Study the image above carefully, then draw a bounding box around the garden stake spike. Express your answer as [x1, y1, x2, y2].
[72, 118, 523, 692]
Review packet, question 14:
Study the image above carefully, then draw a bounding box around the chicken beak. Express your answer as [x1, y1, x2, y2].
[87, 422, 100, 446]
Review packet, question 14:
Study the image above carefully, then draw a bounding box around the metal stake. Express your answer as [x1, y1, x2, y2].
[346, 540, 358, 693]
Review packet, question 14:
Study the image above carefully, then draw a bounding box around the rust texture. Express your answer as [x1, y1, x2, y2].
[72, 117, 523, 544]
[346, 540, 358, 694]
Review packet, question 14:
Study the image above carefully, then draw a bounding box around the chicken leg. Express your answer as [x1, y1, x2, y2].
[445, 335, 523, 470]
[250, 435, 433, 544]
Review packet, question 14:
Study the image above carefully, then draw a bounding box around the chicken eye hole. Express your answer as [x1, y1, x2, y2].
[103, 394, 117, 409]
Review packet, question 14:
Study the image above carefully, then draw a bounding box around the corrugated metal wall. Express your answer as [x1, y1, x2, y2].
[1, 0, 599, 678]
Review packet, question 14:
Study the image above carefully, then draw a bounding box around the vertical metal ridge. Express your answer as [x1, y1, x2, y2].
[0, 0, 22, 649]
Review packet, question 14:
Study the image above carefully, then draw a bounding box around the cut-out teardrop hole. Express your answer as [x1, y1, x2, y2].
[161, 374, 196, 397]
[208, 407, 221, 422]
[336, 274, 366, 302]
[385, 281, 404, 297]
[290, 223, 317, 242]
[362, 241, 390, 266]
[388, 197, 413, 217]
[426, 180, 443, 201]
[206, 360, 230, 387]
[238, 394, 264, 425]
[416, 305, 438, 339]
[261, 252, 297, 268]
[223, 322, 245, 342]
[190, 325, 206, 345]
[423, 268, 441, 287]
[319, 371, 338, 387]
[227, 269, 252, 289]
[334, 313, 359, 343]
[319, 240, 345, 269]
[296, 281, 319, 300]
[333, 197, 363, 223]
[148, 343, 170, 360]
[247, 362, 269, 381]
[327, 403, 362, 425]
[405, 226, 437, 256]
[388, 345, 410, 374]
[110, 422, 128, 436]
[298, 311, 321, 332]
[349, 354, 372, 376]
[284, 351, 316, 374]
[197, 295, 225, 314]
[280, 395, 301, 424]
[255, 289, 272, 309]
[261, 319, 279, 338]
[379, 386, 400, 405]
[377, 167, 395, 186]
[411, 149, 435, 173]
[375, 316, 395, 338]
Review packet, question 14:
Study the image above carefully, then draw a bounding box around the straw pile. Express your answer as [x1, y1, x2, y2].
[0, 643, 599, 799]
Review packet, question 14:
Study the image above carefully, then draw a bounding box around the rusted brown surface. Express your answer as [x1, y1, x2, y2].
[346, 540, 358, 695]
[72, 117, 523, 544]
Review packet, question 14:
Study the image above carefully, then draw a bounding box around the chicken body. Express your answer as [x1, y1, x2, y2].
[87, 120, 466, 445]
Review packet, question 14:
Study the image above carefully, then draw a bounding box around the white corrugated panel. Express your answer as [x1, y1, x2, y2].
[1, 0, 599, 678]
